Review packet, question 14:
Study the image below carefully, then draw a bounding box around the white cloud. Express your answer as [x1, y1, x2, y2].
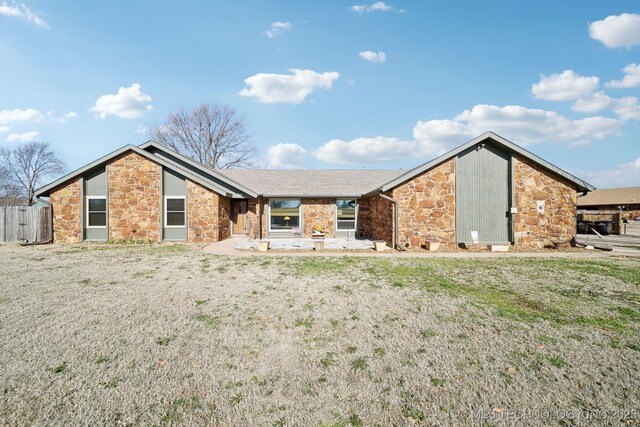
[359, 51, 386, 63]
[266, 21, 291, 38]
[589, 13, 640, 48]
[90, 83, 153, 119]
[350, 2, 399, 13]
[572, 93, 640, 121]
[579, 157, 640, 188]
[0, 2, 48, 28]
[606, 63, 640, 88]
[413, 119, 474, 156]
[571, 92, 613, 113]
[313, 103, 625, 165]
[57, 111, 78, 123]
[532, 70, 599, 101]
[6, 131, 38, 142]
[313, 136, 417, 164]
[267, 143, 306, 168]
[412, 105, 622, 149]
[613, 96, 640, 121]
[239, 69, 340, 104]
[0, 126, 9, 132]
[454, 104, 621, 145]
[135, 123, 149, 134]
[0, 108, 42, 125]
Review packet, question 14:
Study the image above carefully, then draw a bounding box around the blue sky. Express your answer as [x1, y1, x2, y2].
[1, 1, 639, 188]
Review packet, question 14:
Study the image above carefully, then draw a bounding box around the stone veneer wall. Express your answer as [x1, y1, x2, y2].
[246, 198, 265, 239]
[108, 152, 161, 241]
[392, 158, 456, 249]
[359, 194, 394, 247]
[302, 198, 335, 237]
[49, 177, 82, 243]
[513, 155, 577, 247]
[218, 195, 231, 241]
[187, 180, 218, 243]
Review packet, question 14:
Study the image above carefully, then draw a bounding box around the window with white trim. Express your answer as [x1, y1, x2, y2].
[86, 196, 107, 228]
[165, 196, 186, 227]
[336, 199, 357, 230]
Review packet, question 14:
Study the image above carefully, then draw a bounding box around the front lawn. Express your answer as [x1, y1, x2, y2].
[0, 245, 638, 425]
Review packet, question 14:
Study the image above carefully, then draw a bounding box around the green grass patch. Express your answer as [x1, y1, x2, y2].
[101, 378, 119, 389]
[194, 314, 220, 328]
[351, 357, 368, 371]
[321, 352, 337, 368]
[95, 355, 110, 364]
[49, 362, 68, 374]
[155, 337, 172, 346]
[295, 317, 314, 329]
[133, 270, 155, 279]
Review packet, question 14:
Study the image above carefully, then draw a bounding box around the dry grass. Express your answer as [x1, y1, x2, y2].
[0, 244, 639, 426]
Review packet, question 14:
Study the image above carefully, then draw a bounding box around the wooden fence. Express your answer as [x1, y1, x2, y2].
[0, 205, 52, 244]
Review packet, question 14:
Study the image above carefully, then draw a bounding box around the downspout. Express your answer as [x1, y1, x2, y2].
[378, 193, 405, 252]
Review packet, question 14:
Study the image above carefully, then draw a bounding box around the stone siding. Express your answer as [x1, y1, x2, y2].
[302, 198, 335, 237]
[50, 177, 82, 243]
[187, 180, 218, 243]
[247, 198, 266, 239]
[391, 158, 456, 249]
[513, 155, 577, 247]
[186, 180, 230, 243]
[108, 152, 161, 242]
[218, 195, 231, 241]
[359, 194, 394, 247]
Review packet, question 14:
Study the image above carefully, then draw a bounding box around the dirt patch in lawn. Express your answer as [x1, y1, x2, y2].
[0, 244, 639, 426]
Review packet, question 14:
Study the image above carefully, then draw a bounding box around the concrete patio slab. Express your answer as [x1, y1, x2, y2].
[234, 238, 376, 251]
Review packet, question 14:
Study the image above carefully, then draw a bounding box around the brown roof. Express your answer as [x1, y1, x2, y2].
[577, 187, 640, 207]
[218, 169, 404, 197]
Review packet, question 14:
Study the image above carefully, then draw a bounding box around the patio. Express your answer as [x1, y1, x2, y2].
[234, 237, 377, 251]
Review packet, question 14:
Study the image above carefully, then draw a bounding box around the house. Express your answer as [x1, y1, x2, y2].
[35, 132, 594, 249]
[577, 187, 640, 221]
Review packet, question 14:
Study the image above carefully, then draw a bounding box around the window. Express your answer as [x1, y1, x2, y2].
[165, 196, 186, 227]
[336, 199, 357, 230]
[86, 196, 107, 228]
[269, 199, 301, 230]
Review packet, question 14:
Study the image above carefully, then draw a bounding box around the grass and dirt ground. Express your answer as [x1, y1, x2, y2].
[0, 244, 639, 426]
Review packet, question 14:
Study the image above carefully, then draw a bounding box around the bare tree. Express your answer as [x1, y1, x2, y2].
[0, 141, 66, 203]
[151, 104, 256, 169]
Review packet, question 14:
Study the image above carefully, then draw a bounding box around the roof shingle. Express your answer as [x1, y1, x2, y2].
[218, 169, 404, 197]
[577, 187, 640, 207]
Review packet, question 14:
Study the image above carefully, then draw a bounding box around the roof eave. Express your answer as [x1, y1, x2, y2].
[35, 144, 138, 197]
[34, 145, 238, 199]
[378, 131, 595, 193]
[139, 141, 258, 197]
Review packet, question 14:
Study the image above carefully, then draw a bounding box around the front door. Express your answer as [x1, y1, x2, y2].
[233, 201, 247, 235]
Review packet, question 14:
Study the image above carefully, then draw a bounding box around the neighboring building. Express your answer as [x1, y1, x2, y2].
[35, 132, 594, 249]
[577, 187, 640, 220]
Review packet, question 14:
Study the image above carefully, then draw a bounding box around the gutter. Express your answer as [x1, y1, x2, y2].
[378, 193, 405, 252]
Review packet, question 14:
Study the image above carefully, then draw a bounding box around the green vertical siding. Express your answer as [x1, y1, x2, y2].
[163, 168, 187, 241]
[84, 168, 107, 241]
[455, 143, 511, 244]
